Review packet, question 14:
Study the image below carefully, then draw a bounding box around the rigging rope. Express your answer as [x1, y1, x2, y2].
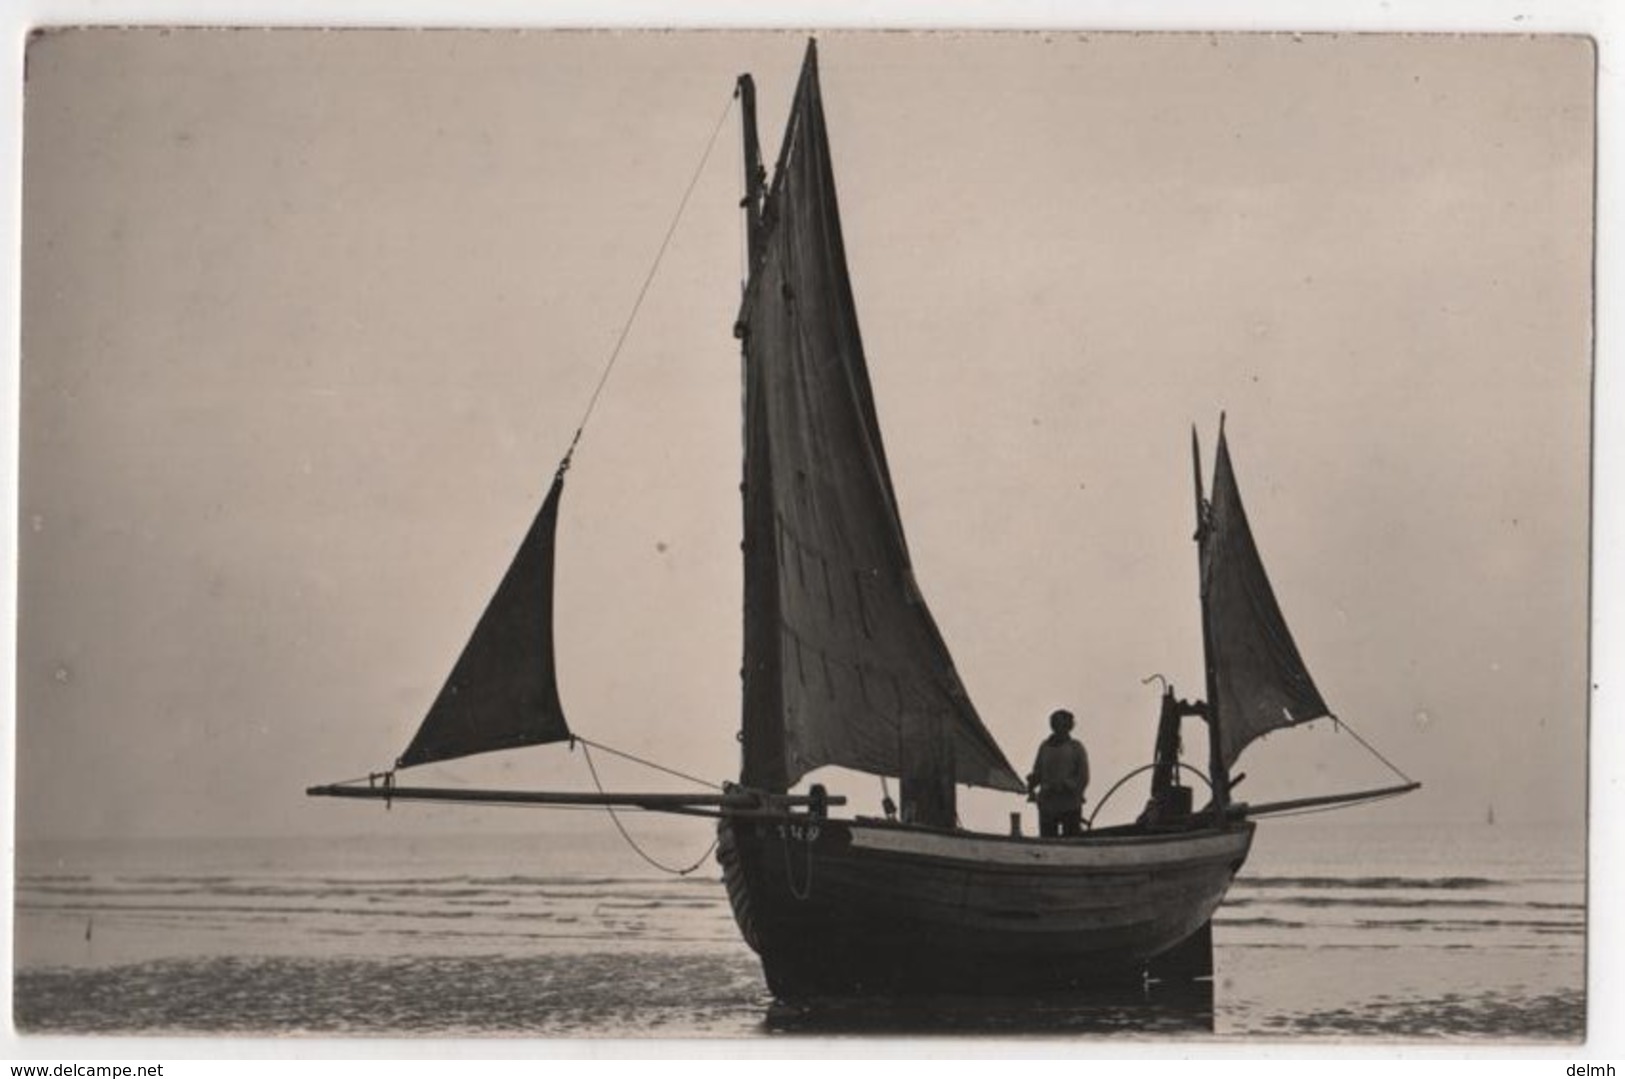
[1326, 712, 1415, 785]
[562, 91, 738, 469]
[329, 772, 389, 789]
[572, 735, 723, 792]
[578, 741, 718, 877]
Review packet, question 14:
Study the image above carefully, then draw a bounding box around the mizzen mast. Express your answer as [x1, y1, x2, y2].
[1192, 420, 1233, 813]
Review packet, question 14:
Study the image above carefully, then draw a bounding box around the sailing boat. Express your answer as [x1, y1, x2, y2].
[310, 40, 1418, 998]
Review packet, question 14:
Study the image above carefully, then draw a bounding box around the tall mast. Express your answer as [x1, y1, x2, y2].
[734, 68, 787, 792]
[736, 74, 766, 275]
[1193, 422, 1232, 813]
[730, 43, 1024, 798]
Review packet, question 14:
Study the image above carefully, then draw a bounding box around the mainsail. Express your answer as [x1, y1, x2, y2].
[1199, 426, 1330, 768]
[737, 43, 1024, 795]
[396, 472, 573, 768]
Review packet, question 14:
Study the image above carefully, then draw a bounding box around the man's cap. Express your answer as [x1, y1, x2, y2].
[1049, 709, 1075, 731]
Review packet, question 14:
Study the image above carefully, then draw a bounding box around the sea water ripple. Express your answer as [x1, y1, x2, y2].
[12, 823, 1585, 1039]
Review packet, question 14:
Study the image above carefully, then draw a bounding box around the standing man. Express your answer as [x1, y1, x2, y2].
[1027, 709, 1089, 838]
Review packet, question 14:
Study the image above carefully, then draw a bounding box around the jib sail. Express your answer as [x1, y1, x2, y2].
[396, 472, 573, 768]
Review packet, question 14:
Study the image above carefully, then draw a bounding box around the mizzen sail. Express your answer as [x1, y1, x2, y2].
[737, 43, 1024, 795]
[1199, 427, 1330, 768]
[396, 472, 573, 768]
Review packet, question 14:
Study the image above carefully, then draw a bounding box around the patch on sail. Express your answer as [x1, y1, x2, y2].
[1201, 430, 1329, 768]
[397, 474, 573, 768]
[738, 43, 1024, 795]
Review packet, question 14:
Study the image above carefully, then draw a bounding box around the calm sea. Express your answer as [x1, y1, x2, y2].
[12, 818, 1585, 1041]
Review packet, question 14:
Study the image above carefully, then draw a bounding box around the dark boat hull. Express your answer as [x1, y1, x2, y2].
[716, 815, 1254, 999]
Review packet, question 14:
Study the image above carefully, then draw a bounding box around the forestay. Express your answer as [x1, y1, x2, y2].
[737, 44, 1024, 795]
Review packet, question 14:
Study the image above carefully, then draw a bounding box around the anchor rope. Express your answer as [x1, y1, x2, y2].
[562, 91, 738, 469]
[781, 823, 814, 902]
[578, 741, 718, 877]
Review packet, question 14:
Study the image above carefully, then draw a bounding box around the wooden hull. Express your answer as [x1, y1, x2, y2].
[716, 815, 1254, 999]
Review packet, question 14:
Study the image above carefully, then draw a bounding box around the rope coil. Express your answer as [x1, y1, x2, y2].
[781, 823, 814, 902]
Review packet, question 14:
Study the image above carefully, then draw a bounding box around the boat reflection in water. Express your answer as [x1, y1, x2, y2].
[762, 980, 1215, 1036]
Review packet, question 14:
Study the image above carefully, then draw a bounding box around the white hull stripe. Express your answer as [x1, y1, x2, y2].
[848, 825, 1252, 870]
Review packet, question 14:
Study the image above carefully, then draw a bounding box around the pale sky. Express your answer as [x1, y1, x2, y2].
[17, 30, 1593, 843]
